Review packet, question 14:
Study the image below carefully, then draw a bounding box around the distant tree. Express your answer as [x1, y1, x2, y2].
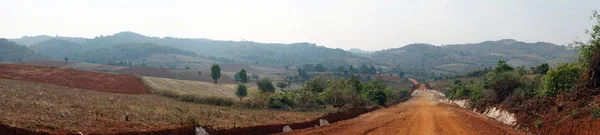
[211, 64, 221, 83]
[360, 64, 370, 74]
[64, 57, 68, 63]
[336, 66, 346, 73]
[534, 63, 550, 74]
[198, 71, 202, 76]
[234, 72, 240, 82]
[238, 68, 248, 83]
[276, 81, 288, 90]
[251, 73, 259, 81]
[236, 83, 248, 100]
[398, 71, 405, 78]
[314, 64, 326, 72]
[349, 65, 357, 73]
[257, 78, 275, 93]
[369, 65, 377, 74]
[185, 66, 190, 70]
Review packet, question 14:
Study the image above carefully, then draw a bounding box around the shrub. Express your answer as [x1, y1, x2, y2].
[368, 90, 387, 106]
[487, 70, 522, 102]
[592, 105, 600, 119]
[304, 76, 328, 93]
[571, 109, 579, 119]
[257, 78, 276, 93]
[538, 63, 583, 97]
[398, 89, 410, 98]
[268, 91, 298, 109]
[236, 83, 248, 99]
[534, 120, 543, 128]
[157, 91, 235, 106]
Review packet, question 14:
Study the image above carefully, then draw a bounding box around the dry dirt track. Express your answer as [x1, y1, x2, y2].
[283, 90, 523, 135]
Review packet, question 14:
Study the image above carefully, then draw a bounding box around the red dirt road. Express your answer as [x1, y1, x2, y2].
[0, 64, 150, 94]
[283, 90, 522, 135]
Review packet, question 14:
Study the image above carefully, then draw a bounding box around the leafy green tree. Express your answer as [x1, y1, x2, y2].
[236, 83, 248, 100]
[534, 63, 550, 74]
[349, 65, 357, 73]
[64, 57, 68, 63]
[360, 64, 370, 74]
[304, 76, 328, 93]
[251, 73, 259, 81]
[538, 63, 583, 97]
[238, 68, 248, 83]
[493, 60, 514, 73]
[314, 64, 326, 72]
[257, 78, 275, 93]
[276, 81, 289, 90]
[233, 72, 240, 82]
[398, 71, 405, 78]
[211, 64, 221, 83]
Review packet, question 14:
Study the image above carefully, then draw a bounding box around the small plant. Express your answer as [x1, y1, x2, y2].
[592, 106, 600, 119]
[571, 109, 579, 119]
[534, 120, 542, 129]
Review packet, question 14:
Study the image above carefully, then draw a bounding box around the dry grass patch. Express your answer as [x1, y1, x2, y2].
[0, 78, 325, 134]
[141, 76, 259, 101]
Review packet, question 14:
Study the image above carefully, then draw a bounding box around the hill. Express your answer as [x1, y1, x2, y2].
[371, 39, 576, 74]
[0, 39, 47, 62]
[8, 35, 87, 46]
[14, 32, 377, 69]
[29, 39, 87, 60]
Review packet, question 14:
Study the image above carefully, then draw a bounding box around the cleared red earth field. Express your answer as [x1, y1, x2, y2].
[0, 64, 150, 94]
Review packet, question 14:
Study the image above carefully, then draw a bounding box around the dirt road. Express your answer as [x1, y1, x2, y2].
[283, 90, 522, 135]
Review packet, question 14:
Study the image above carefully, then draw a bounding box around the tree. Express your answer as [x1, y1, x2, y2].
[534, 63, 550, 74]
[314, 64, 326, 72]
[198, 71, 202, 76]
[251, 73, 259, 81]
[369, 65, 377, 74]
[398, 71, 405, 78]
[238, 68, 248, 83]
[211, 64, 221, 83]
[64, 57, 68, 63]
[360, 64, 370, 74]
[236, 83, 248, 100]
[349, 65, 356, 73]
[234, 72, 240, 82]
[276, 81, 289, 90]
[257, 78, 275, 93]
[336, 66, 346, 73]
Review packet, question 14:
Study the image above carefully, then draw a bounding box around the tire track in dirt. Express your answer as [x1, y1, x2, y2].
[283, 90, 523, 135]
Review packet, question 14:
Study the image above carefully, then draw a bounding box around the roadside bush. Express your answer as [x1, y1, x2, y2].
[505, 75, 541, 107]
[368, 90, 387, 106]
[268, 91, 298, 109]
[538, 63, 583, 97]
[487, 70, 522, 102]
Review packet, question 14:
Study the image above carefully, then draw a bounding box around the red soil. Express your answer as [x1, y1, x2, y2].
[22, 60, 74, 67]
[0, 64, 150, 94]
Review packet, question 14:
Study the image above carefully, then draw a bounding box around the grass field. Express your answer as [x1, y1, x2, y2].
[0, 78, 326, 134]
[141, 76, 259, 101]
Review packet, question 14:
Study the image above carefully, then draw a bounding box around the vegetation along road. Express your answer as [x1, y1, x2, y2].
[283, 89, 522, 135]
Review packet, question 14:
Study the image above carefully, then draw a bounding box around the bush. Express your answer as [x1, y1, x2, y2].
[236, 83, 247, 99]
[155, 90, 234, 106]
[592, 105, 600, 119]
[487, 70, 522, 102]
[368, 90, 387, 106]
[538, 63, 583, 97]
[257, 78, 276, 93]
[268, 91, 298, 109]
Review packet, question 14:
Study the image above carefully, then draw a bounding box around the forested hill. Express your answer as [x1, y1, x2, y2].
[13, 31, 376, 67]
[371, 39, 576, 74]
[0, 39, 48, 62]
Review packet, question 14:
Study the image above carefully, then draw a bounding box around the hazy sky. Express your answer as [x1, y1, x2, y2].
[1, 0, 599, 50]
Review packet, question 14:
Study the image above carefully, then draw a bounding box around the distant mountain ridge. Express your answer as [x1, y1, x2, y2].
[6, 32, 577, 75]
[371, 39, 576, 74]
[0, 39, 48, 62]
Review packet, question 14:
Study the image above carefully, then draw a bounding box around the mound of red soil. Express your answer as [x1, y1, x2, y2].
[22, 60, 74, 67]
[0, 64, 150, 94]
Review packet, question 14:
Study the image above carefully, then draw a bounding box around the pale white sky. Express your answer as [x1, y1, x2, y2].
[1, 0, 599, 50]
